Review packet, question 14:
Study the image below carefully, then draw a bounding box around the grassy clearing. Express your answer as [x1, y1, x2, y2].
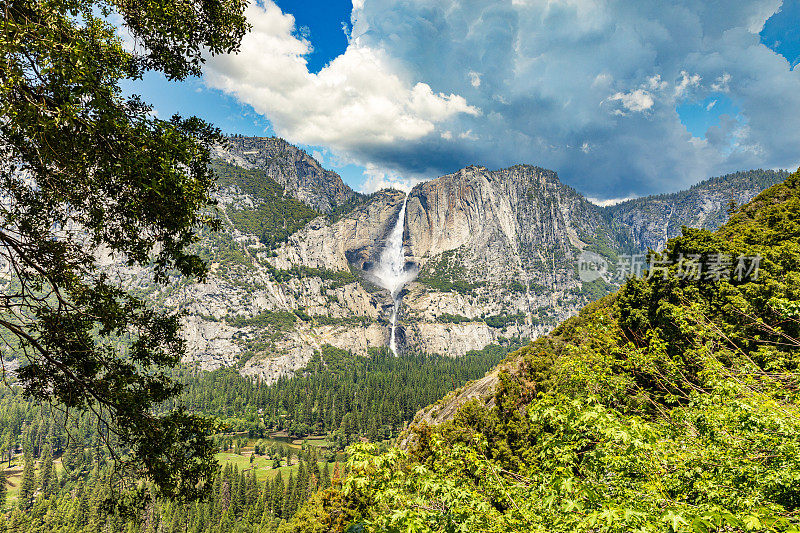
[213, 451, 334, 483]
[1, 456, 65, 505]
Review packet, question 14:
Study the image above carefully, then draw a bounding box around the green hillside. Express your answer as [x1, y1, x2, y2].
[283, 168, 800, 532]
[212, 160, 320, 249]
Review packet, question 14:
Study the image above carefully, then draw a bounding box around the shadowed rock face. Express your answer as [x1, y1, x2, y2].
[338, 190, 407, 273]
[273, 189, 407, 278]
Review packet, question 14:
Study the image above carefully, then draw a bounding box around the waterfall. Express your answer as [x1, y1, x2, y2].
[371, 194, 416, 356]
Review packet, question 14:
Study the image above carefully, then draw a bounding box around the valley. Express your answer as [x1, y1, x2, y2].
[4, 3, 799, 531]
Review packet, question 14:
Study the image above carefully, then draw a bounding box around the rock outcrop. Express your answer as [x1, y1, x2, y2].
[606, 169, 788, 251]
[212, 136, 359, 213]
[127, 137, 787, 383]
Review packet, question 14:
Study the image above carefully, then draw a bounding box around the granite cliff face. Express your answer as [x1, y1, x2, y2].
[606, 169, 788, 251]
[406, 165, 608, 263]
[392, 164, 626, 351]
[136, 136, 786, 383]
[212, 136, 358, 213]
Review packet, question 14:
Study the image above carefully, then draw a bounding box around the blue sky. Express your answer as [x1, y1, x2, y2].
[122, 0, 800, 199]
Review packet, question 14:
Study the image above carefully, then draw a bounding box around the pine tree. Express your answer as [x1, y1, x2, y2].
[290, 468, 304, 516]
[246, 470, 258, 508]
[282, 472, 295, 518]
[62, 436, 81, 473]
[0, 433, 7, 471]
[169, 501, 184, 532]
[38, 443, 56, 498]
[219, 466, 232, 514]
[297, 461, 308, 499]
[211, 467, 223, 524]
[252, 482, 268, 522]
[17, 452, 35, 511]
[321, 462, 331, 489]
[308, 472, 318, 498]
[271, 472, 284, 518]
[232, 468, 245, 518]
[3, 433, 12, 467]
[0, 469, 7, 510]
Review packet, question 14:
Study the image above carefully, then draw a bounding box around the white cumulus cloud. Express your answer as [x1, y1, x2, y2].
[609, 89, 655, 113]
[203, 2, 478, 154]
[360, 163, 425, 193]
[204, 0, 800, 199]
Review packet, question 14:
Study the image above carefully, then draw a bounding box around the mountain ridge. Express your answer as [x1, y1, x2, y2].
[127, 136, 788, 383]
[212, 136, 361, 214]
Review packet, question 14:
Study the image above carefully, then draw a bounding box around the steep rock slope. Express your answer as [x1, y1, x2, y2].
[132, 137, 786, 382]
[397, 164, 627, 353]
[212, 136, 359, 213]
[163, 188, 404, 384]
[606, 169, 788, 251]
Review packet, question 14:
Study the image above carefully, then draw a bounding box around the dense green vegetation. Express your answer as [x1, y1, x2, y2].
[1, 0, 247, 500]
[265, 263, 358, 287]
[0, 412, 344, 533]
[483, 312, 527, 329]
[170, 344, 516, 447]
[572, 277, 616, 300]
[212, 161, 320, 249]
[326, 194, 371, 223]
[0, 340, 513, 530]
[435, 313, 472, 324]
[281, 170, 800, 531]
[418, 248, 486, 294]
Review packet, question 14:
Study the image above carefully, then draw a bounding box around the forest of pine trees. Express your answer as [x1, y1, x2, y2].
[0, 442, 344, 532]
[0, 343, 514, 529]
[169, 344, 516, 447]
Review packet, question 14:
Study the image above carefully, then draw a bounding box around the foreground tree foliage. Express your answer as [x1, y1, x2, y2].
[0, 0, 248, 499]
[282, 170, 800, 532]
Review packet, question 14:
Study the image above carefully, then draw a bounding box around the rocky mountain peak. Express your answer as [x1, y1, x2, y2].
[212, 135, 359, 213]
[405, 164, 602, 265]
[128, 135, 790, 382]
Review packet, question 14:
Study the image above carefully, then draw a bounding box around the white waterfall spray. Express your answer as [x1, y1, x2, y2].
[371, 194, 417, 356]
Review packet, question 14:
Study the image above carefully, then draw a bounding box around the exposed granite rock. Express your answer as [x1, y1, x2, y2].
[606, 169, 788, 251]
[212, 136, 358, 213]
[272, 189, 406, 272]
[400, 164, 624, 345]
[120, 140, 786, 384]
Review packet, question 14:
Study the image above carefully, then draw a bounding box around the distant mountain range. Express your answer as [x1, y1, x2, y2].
[123, 136, 787, 383]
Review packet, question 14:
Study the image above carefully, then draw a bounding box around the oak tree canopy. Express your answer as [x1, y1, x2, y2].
[0, 0, 248, 500]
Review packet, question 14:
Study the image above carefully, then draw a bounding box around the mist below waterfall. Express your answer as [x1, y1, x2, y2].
[369, 194, 418, 355]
